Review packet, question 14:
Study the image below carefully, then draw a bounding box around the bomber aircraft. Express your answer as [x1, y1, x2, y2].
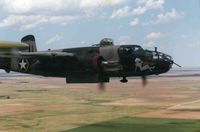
[0, 35, 181, 89]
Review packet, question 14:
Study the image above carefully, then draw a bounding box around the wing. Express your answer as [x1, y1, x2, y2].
[0, 51, 75, 60]
[19, 51, 74, 59]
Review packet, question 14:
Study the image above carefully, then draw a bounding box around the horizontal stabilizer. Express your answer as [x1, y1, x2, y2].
[0, 41, 28, 50]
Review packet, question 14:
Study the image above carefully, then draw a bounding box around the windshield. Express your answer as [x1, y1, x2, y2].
[119, 45, 143, 54]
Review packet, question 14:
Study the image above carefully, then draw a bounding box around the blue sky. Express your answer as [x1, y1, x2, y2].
[0, 0, 200, 67]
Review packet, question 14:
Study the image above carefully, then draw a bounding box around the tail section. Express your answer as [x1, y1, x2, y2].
[21, 35, 37, 52]
[0, 35, 37, 73]
[9, 35, 37, 73]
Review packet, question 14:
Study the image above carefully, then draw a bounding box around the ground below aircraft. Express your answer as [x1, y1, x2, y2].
[0, 35, 180, 89]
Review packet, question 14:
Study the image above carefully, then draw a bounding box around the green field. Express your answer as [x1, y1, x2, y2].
[0, 81, 156, 131]
[1, 77, 200, 131]
[64, 117, 200, 132]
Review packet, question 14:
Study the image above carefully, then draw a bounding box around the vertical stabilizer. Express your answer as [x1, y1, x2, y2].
[21, 35, 37, 52]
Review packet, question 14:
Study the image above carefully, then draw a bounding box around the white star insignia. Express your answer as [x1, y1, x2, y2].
[19, 59, 29, 71]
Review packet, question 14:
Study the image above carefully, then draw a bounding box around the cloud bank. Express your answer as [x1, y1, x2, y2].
[0, 0, 129, 30]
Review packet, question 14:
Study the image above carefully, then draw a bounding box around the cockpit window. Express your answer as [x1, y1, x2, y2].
[124, 47, 132, 53]
[119, 47, 132, 54]
[100, 38, 114, 47]
[119, 45, 143, 54]
[132, 46, 143, 52]
[133, 46, 141, 52]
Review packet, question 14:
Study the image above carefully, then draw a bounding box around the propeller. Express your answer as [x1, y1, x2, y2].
[142, 76, 147, 87]
[98, 82, 106, 91]
[97, 58, 107, 91]
[92, 55, 106, 91]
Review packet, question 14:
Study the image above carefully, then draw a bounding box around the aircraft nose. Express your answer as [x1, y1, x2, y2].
[164, 54, 173, 64]
[157, 52, 174, 70]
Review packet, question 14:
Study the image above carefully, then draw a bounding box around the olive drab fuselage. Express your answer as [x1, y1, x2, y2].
[12, 45, 172, 78]
[0, 36, 174, 84]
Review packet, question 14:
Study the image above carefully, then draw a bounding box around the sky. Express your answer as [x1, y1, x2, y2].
[0, 0, 200, 67]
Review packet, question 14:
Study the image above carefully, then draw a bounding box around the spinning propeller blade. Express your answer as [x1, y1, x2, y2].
[142, 76, 147, 87]
[98, 82, 106, 91]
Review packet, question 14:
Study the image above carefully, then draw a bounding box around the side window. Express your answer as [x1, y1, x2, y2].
[123, 47, 132, 54]
[135, 47, 140, 52]
[132, 46, 142, 52]
[119, 47, 132, 55]
[153, 52, 159, 60]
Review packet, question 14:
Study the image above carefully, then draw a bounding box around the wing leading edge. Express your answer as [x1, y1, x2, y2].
[0, 51, 75, 60]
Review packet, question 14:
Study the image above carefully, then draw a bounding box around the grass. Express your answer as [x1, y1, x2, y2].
[176, 87, 200, 92]
[64, 117, 200, 132]
[0, 81, 155, 131]
[1, 77, 200, 131]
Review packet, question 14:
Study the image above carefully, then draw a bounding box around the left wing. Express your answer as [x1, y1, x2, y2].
[0, 51, 75, 60]
[19, 51, 75, 60]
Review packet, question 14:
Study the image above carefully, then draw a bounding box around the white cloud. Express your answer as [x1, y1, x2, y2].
[110, 6, 130, 19]
[144, 32, 162, 47]
[80, 40, 88, 44]
[1, 0, 66, 14]
[180, 34, 186, 38]
[117, 35, 133, 44]
[80, 0, 127, 8]
[146, 9, 184, 25]
[132, 6, 147, 16]
[46, 33, 63, 45]
[0, 0, 128, 14]
[0, 15, 77, 30]
[109, 0, 165, 26]
[110, 0, 165, 19]
[146, 32, 162, 40]
[130, 18, 140, 26]
[137, 0, 146, 4]
[48, 16, 78, 25]
[132, 0, 164, 15]
[188, 41, 200, 48]
[155, 9, 183, 24]
[0, 0, 130, 30]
